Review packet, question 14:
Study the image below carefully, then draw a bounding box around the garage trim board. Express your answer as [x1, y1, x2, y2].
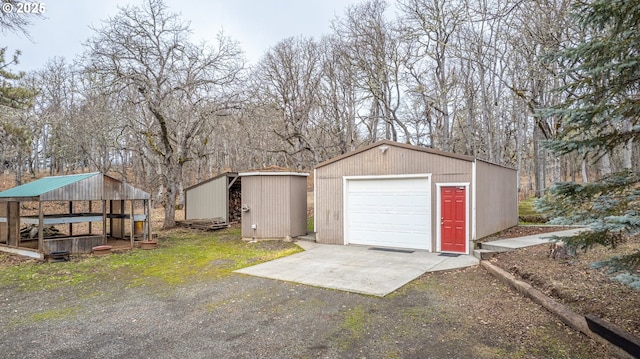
[343, 174, 432, 251]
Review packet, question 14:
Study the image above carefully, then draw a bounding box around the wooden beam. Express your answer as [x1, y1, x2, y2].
[102, 200, 107, 241]
[130, 200, 135, 248]
[228, 174, 239, 189]
[0, 196, 39, 202]
[586, 314, 640, 358]
[6, 201, 20, 247]
[0, 246, 43, 259]
[69, 201, 73, 236]
[38, 201, 43, 252]
[89, 201, 93, 234]
[147, 199, 152, 241]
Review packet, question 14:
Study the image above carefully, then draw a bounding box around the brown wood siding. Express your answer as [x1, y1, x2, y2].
[103, 176, 150, 200]
[185, 176, 228, 221]
[8, 201, 20, 247]
[241, 174, 308, 239]
[42, 235, 106, 254]
[110, 200, 125, 238]
[0, 201, 20, 246]
[475, 160, 519, 238]
[0, 202, 6, 244]
[315, 143, 473, 248]
[38, 175, 149, 202]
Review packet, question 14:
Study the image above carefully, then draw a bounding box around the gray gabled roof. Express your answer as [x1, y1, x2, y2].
[314, 140, 475, 169]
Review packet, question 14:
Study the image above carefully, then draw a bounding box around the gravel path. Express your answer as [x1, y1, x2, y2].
[1, 266, 615, 358]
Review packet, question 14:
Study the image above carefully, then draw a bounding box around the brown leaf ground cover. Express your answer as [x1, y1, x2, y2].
[487, 226, 640, 339]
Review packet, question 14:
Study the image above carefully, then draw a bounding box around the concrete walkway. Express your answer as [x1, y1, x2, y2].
[235, 228, 587, 297]
[235, 241, 479, 297]
[479, 227, 586, 252]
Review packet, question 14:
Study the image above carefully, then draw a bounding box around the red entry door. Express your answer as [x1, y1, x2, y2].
[441, 186, 466, 253]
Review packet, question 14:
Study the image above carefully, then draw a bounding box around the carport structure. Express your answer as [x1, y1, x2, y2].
[0, 172, 151, 259]
[314, 140, 518, 254]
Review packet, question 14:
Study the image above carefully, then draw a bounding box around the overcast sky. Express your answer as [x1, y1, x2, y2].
[2, 0, 365, 73]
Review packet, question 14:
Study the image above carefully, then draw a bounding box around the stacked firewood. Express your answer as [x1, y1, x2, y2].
[20, 225, 62, 239]
[229, 188, 242, 223]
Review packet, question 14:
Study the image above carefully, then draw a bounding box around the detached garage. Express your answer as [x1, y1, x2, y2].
[314, 140, 518, 254]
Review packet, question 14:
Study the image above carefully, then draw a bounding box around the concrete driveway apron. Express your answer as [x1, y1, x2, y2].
[234, 241, 479, 297]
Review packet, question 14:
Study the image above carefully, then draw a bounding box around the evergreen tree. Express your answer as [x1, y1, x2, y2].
[537, 0, 640, 269]
[0, 47, 34, 109]
[0, 48, 34, 184]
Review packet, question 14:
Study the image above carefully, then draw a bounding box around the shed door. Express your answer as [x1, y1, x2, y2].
[345, 177, 431, 250]
[440, 186, 466, 253]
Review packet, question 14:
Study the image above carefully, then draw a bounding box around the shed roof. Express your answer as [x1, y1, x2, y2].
[239, 171, 309, 177]
[314, 140, 475, 169]
[0, 172, 150, 201]
[0, 173, 98, 198]
[184, 172, 239, 192]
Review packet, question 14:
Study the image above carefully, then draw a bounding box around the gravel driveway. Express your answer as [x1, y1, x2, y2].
[1, 266, 614, 358]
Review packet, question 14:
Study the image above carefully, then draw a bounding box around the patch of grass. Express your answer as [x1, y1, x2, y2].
[0, 228, 302, 291]
[30, 307, 77, 322]
[10, 306, 78, 327]
[343, 306, 366, 334]
[519, 197, 548, 224]
[335, 305, 368, 349]
[0, 258, 104, 291]
[519, 197, 538, 217]
[383, 352, 402, 359]
[307, 216, 314, 232]
[526, 326, 574, 359]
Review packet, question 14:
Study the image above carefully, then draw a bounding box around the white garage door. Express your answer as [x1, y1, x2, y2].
[345, 176, 431, 250]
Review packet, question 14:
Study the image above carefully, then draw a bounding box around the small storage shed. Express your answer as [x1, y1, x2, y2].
[0, 172, 151, 259]
[314, 140, 518, 254]
[240, 171, 308, 240]
[184, 172, 241, 223]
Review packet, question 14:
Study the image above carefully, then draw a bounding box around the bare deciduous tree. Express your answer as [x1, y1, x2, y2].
[333, 0, 410, 143]
[84, 0, 244, 228]
[254, 37, 323, 169]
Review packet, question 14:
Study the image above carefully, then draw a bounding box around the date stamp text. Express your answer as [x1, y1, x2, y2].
[2, 2, 46, 14]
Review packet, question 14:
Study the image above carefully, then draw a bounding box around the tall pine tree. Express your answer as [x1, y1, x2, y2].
[0, 48, 33, 109]
[0, 48, 34, 185]
[537, 0, 640, 269]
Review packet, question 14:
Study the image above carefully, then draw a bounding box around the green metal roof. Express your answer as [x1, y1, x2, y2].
[0, 172, 99, 198]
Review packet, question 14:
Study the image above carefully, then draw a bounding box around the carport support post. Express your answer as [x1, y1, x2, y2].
[102, 200, 107, 242]
[130, 200, 135, 248]
[68, 201, 73, 236]
[146, 199, 151, 241]
[38, 201, 43, 252]
[88, 201, 92, 234]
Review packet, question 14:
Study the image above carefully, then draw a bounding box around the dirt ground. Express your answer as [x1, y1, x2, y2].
[1, 218, 637, 357]
[0, 255, 617, 358]
[486, 227, 640, 339]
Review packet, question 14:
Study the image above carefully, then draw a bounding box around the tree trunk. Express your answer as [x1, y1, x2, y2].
[533, 124, 546, 197]
[601, 153, 612, 177]
[162, 162, 180, 229]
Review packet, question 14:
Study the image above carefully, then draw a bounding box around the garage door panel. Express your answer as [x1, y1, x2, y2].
[348, 178, 426, 192]
[346, 177, 431, 251]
